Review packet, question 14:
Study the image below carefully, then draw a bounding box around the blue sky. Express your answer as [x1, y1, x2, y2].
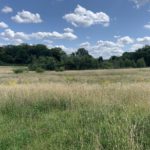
[0, 0, 150, 58]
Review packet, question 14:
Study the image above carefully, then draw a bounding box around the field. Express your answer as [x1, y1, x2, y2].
[0, 67, 150, 150]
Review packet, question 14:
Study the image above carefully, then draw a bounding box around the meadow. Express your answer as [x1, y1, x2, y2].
[0, 66, 150, 150]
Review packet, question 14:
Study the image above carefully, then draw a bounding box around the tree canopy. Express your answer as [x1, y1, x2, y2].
[0, 44, 149, 70]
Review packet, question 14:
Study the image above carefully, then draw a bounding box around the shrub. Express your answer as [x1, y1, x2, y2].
[101, 62, 113, 69]
[55, 67, 65, 72]
[137, 58, 146, 68]
[28, 64, 38, 71]
[13, 68, 26, 74]
[35, 67, 45, 73]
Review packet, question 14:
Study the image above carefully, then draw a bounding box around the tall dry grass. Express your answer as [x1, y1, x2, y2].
[0, 67, 150, 149]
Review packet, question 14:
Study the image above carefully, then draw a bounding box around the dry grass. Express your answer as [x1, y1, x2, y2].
[0, 67, 150, 149]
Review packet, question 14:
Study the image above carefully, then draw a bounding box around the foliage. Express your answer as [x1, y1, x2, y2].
[137, 58, 146, 68]
[30, 57, 57, 71]
[35, 67, 45, 73]
[0, 44, 150, 70]
[13, 68, 28, 74]
[55, 67, 65, 72]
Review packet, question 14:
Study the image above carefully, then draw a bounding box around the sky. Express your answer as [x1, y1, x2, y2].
[0, 0, 150, 58]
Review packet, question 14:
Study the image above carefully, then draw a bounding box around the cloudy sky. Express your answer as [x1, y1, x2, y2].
[0, 0, 150, 58]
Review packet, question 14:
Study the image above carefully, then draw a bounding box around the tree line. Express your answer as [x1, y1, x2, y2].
[0, 44, 149, 71]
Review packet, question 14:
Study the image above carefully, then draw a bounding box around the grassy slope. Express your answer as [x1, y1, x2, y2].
[0, 67, 150, 150]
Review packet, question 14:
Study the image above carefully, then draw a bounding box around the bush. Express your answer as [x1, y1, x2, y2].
[55, 67, 65, 72]
[35, 67, 45, 73]
[28, 64, 39, 71]
[137, 58, 146, 68]
[101, 62, 113, 69]
[29, 57, 57, 71]
[13, 68, 26, 74]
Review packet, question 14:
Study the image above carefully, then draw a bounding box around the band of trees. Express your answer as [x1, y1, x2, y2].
[0, 44, 149, 71]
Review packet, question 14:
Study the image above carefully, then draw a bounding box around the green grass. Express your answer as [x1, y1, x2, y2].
[0, 67, 150, 150]
[0, 98, 149, 150]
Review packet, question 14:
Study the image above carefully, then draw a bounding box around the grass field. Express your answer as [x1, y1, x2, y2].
[0, 67, 150, 150]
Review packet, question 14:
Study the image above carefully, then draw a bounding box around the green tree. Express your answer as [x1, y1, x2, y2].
[75, 48, 90, 57]
[50, 47, 66, 61]
[137, 58, 146, 68]
[29, 57, 57, 71]
[124, 59, 136, 68]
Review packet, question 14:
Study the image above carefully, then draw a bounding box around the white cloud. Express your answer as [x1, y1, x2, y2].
[78, 36, 150, 58]
[144, 22, 150, 29]
[55, 45, 75, 54]
[63, 5, 110, 27]
[13, 39, 24, 45]
[117, 36, 134, 45]
[1, 29, 15, 39]
[43, 40, 53, 45]
[80, 40, 124, 59]
[131, 0, 150, 8]
[137, 36, 150, 43]
[130, 43, 144, 52]
[11, 10, 42, 23]
[80, 42, 91, 48]
[0, 27, 148, 59]
[15, 32, 30, 40]
[31, 30, 77, 40]
[0, 28, 77, 44]
[64, 28, 74, 33]
[0, 22, 8, 28]
[1, 29, 29, 41]
[0, 29, 25, 45]
[114, 35, 120, 39]
[1, 6, 13, 13]
[79, 36, 141, 59]
[44, 42, 75, 54]
[91, 41, 124, 59]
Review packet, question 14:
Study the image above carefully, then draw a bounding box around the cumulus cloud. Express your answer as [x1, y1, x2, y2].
[80, 42, 91, 48]
[79, 35, 150, 58]
[0, 27, 148, 59]
[131, 0, 150, 8]
[130, 43, 144, 52]
[117, 36, 134, 45]
[0, 29, 25, 45]
[91, 41, 124, 59]
[11, 10, 42, 23]
[43, 40, 53, 45]
[0, 22, 8, 28]
[144, 22, 150, 29]
[1, 6, 13, 13]
[31, 30, 77, 40]
[13, 39, 24, 45]
[79, 36, 139, 59]
[0, 28, 77, 44]
[54, 45, 76, 54]
[1, 29, 29, 41]
[63, 5, 110, 27]
[64, 28, 74, 33]
[137, 36, 150, 43]
[43, 42, 75, 54]
[80, 40, 124, 59]
[114, 35, 121, 39]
